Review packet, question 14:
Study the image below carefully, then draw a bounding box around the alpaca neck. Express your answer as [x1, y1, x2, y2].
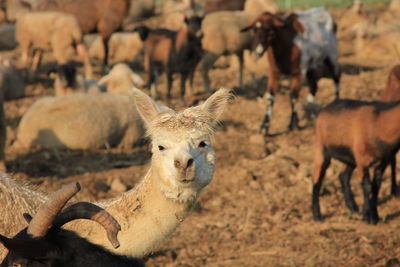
[66, 166, 197, 257]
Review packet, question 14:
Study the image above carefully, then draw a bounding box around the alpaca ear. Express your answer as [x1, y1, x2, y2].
[200, 88, 234, 121]
[130, 88, 161, 125]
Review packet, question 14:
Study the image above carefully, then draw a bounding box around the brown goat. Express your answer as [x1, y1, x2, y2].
[135, 16, 203, 101]
[241, 8, 341, 134]
[312, 99, 400, 224]
[204, 0, 245, 12]
[35, 0, 130, 67]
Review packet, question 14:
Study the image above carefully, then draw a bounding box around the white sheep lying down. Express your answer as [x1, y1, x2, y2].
[53, 63, 145, 97]
[15, 93, 144, 150]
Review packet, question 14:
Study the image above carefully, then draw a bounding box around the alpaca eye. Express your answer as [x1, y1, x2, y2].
[198, 141, 207, 148]
[158, 145, 165, 151]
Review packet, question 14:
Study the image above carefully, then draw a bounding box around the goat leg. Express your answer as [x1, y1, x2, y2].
[311, 149, 331, 221]
[260, 92, 275, 135]
[370, 165, 384, 224]
[361, 168, 375, 224]
[338, 165, 358, 213]
[180, 72, 189, 103]
[287, 94, 299, 131]
[390, 157, 398, 197]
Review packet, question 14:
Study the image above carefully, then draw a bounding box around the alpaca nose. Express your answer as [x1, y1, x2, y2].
[174, 157, 194, 170]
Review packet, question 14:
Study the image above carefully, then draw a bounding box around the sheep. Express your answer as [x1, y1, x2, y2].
[15, 11, 93, 78]
[204, 0, 245, 12]
[5, 0, 31, 22]
[1, 182, 145, 266]
[86, 32, 143, 65]
[136, 15, 203, 101]
[244, 0, 278, 16]
[240, 7, 341, 133]
[98, 63, 145, 95]
[200, 10, 255, 92]
[14, 93, 145, 150]
[311, 99, 400, 224]
[0, 57, 25, 100]
[35, 0, 131, 68]
[53, 63, 143, 97]
[108, 33, 144, 65]
[0, 88, 233, 260]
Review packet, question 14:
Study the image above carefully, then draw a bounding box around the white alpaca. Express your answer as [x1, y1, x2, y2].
[0, 88, 233, 259]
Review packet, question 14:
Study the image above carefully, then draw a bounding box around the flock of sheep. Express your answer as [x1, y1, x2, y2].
[0, 0, 399, 265]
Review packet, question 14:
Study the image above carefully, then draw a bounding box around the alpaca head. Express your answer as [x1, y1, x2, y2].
[132, 88, 233, 202]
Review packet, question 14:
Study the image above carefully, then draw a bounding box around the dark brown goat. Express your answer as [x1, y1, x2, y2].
[312, 99, 400, 224]
[135, 16, 203, 101]
[35, 0, 130, 67]
[0, 182, 144, 267]
[241, 8, 341, 134]
[204, 0, 245, 12]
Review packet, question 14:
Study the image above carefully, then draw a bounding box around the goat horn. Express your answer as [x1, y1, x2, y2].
[27, 182, 81, 237]
[53, 202, 121, 248]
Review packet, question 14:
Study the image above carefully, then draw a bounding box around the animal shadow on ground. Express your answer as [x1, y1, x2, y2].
[340, 63, 380, 75]
[7, 148, 151, 178]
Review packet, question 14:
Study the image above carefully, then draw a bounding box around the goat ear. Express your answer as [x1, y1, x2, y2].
[200, 88, 234, 121]
[286, 14, 304, 33]
[130, 88, 161, 125]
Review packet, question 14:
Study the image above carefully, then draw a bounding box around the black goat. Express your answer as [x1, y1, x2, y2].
[0, 182, 145, 267]
[135, 16, 203, 102]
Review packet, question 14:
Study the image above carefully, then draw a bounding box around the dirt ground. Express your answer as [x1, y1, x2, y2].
[2, 4, 400, 267]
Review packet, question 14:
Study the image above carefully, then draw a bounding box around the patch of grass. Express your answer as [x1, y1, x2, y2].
[275, 0, 391, 9]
